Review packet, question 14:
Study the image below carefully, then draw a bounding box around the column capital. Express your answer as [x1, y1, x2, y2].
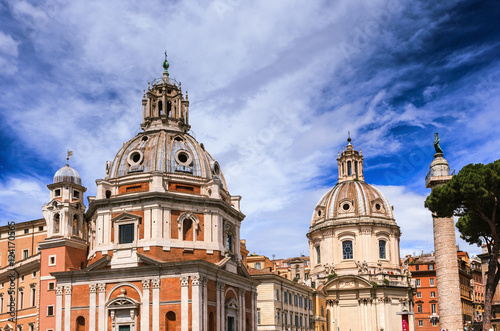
[180, 276, 190, 287]
[151, 278, 161, 289]
[216, 281, 225, 291]
[142, 279, 151, 289]
[192, 275, 201, 286]
[89, 283, 97, 293]
[98, 283, 106, 293]
[64, 285, 72, 294]
[56, 286, 64, 296]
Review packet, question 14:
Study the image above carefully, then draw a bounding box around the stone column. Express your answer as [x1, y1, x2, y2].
[64, 286, 72, 331]
[426, 153, 462, 331]
[192, 275, 202, 330]
[241, 289, 246, 331]
[89, 284, 97, 331]
[141, 279, 150, 331]
[152, 278, 161, 330]
[253, 292, 258, 331]
[181, 276, 190, 331]
[98, 283, 106, 331]
[55, 286, 63, 331]
[203, 278, 208, 331]
[219, 282, 226, 331]
[216, 282, 221, 331]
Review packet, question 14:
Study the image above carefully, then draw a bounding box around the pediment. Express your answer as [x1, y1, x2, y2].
[106, 296, 139, 309]
[111, 212, 142, 223]
[226, 298, 239, 309]
[324, 275, 373, 291]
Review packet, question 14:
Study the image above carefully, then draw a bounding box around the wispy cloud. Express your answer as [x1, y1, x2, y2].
[0, 0, 498, 258]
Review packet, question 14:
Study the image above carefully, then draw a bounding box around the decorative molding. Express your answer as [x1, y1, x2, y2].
[323, 263, 335, 275]
[56, 286, 64, 295]
[217, 281, 225, 291]
[65, 285, 72, 295]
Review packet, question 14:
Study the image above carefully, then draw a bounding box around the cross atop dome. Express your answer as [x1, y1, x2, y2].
[141, 53, 190, 132]
[337, 134, 364, 182]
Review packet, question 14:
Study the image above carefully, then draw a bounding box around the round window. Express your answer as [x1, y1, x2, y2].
[142, 136, 148, 142]
[317, 210, 322, 216]
[212, 161, 221, 176]
[375, 203, 381, 211]
[342, 203, 350, 211]
[127, 150, 144, 166]
[175, 150, 192, 165]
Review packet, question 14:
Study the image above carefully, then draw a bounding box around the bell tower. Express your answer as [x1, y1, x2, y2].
[141, 51, 190, 133]
[337, 134, 364, 182]
[39, 162, 89, 331]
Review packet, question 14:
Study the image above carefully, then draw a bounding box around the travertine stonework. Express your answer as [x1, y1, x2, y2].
[426, 153, 462, 331]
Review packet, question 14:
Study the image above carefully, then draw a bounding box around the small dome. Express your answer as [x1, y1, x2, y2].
[54, 165, 82, 185]
[108, 130, 227, 189]
[311, 180, 394, 226]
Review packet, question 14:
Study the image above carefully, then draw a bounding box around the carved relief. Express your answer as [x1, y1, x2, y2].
[89, 283, 97, 293]
[64, 285, 72, 295]
[191, 275, 201, 286]
[142, 279, 151, 289]
[56, 286, 64, 295]
[323, 263, 336, 275]
[339, 280, 356, 288]
[98, 283, 106, 293]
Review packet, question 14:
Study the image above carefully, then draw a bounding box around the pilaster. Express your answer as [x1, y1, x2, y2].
[141, 279, 150, 331]
[181, 275, 190, 331]
[192, 275, 202, 330]
[64, 286, 72, 331]
[55, 286, 63, 331]
[89, 284, 97, 331]
[152, 278, 161, 330]
[98, 283, 106, 331]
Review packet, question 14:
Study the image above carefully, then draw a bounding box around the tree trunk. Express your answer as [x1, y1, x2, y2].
[483, 242, 500, 330]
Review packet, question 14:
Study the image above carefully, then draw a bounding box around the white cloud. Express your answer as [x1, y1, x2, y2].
[0, 177, 47, 222]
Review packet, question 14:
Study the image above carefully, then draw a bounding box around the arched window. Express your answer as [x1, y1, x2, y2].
[75, 316, 85, 331]
[354, 161, 358, 175]
[167, 101, 172, 116]
[254, 262, 261, 270]
[347, 161, 352, 176]
[209, 312, 215, 331]
[158, 100, 163, 115]
[72, 215, 79, 236]
[183, 219, 193, 241]
[226, 234, 233, 252]
[379, 240, 386, 259]
[53, 213, 60, 234]
[342, 240, 353, 260]
[315, 246, 321, 264]
[166, 311, 176, 331]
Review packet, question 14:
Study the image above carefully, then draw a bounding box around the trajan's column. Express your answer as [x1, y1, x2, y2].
[425, 133, 462, 331]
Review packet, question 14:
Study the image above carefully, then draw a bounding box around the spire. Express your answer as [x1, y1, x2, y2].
[347, 131, 352, 145]
[66, 150, 73, 166]
[163, 50, 170, 77]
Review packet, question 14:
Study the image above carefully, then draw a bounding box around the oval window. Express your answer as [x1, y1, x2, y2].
[375, 203, 381, 211]
[343, 203, 350, 211]
[127, 150, 144, 166]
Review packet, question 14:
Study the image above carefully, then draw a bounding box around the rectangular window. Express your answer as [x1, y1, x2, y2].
[48, 282, 55, 290]
[23, 249, 29, 259]
[418, 320, 423, 326]
[32, 271, 36, 278]
[31, 287, 36, 306]
[289, 293, 292, 304]
[431, 319, 437, 326]
[73, 190, 80, 199]
[416, 292, 421, 298]
[294, 295, 298, 306]
[430, 278, 435, 286]
[276, 311, 280, 324]
[416, 279, 421, 287]
[431, 303, 437, 314]
[257, 311, 261, 325]
[295, 315, 299, 326]
[47, 305, 54, 316]
[284, 313, 287, 325]
[343, 240, 353, 259]
[119, 224, 134, 244]
[21, 275, 25, 282]
[431, 291, 435, 298]
[429, 264, 434, 270]
[315, 246, 321, 264]
[309, 299, 312, 310]
[415, 265, 419, 271]
[39, 226, 44, 231]
[284, 291, 288, 303]
[49, 255, 56, 266]
[54, 189, 61, 197]
[379, 240, 386, 259]
[0, 297, 3, 313]
[19, 290, 24, 309]
[417, 304, 422, 313]
[24, 228, 29, 234]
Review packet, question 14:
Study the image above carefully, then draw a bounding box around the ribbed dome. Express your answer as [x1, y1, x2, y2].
[53, 165, 82, 185]
[311, 180, 394, 226]
[108, 130, 227, 188]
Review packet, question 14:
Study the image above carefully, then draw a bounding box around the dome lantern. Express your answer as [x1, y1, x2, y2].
[337, 134, 364, 183]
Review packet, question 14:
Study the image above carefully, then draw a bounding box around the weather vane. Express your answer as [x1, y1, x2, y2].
[66, 150, 73, 166]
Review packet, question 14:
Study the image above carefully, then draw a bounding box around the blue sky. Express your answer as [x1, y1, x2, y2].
[1, 0, 499, 258]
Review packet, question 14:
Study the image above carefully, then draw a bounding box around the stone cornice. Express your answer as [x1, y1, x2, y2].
[307, 219, 401, 238]
[39, 237, 88, 251]
[86, 191, 245, 221]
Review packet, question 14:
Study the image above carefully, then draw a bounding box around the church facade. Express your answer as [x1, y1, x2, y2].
[307, 138, 415, 331]
[34, 58, 258, 331]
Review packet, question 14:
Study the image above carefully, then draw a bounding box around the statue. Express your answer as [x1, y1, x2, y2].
[433, 133, 444, 154]
[163, 50, 170, 75]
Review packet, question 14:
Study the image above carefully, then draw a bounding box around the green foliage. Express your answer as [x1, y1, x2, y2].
[383, 278, 390, 285]
[371, 281, 378, 289]
[425, 159, 500, 247]
[327, 273, 337, 280]
[292, 277, 299, 282]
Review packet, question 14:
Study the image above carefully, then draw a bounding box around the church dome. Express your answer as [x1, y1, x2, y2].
[53, 165, 82, 185]
[311, 180, 394, 226]
[107, 130, 227, 188]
